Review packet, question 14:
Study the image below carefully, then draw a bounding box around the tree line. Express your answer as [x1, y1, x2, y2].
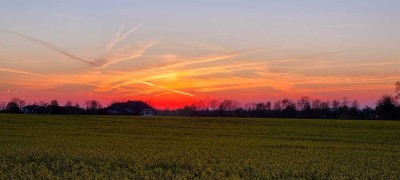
[1, 82, 400, 120]
[0, 99, 105, 115]
[160, 82, 400, 120]
[158, 95, 398, 120]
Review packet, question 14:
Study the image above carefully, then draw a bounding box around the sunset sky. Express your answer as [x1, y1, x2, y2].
[1, 0, 400, 108]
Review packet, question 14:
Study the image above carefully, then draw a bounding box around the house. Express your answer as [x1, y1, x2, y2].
[22, 105, 36, 114]
[22, 105, 50, 114]
[141, 108, 155, 116]
[106, 101, 155, 116]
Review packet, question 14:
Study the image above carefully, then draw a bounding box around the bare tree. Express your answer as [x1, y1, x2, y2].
[219, 100, 233, 111]
[396, 81, 400, 99]
[195, 100, 207, 111]
[10, 98, 26, 109]
[0, 102, 6, 110]
[312, 99, 322, 110]
[50, 100, 59, 107]
[38, 101, 48, 106]
[244, 102, 256, 110]
[341, 97, 349, 108]
[282, 99, 289, 109]
[351, 100, 360, 110]
[282, 99, 295, 110]
[256, 102, 267, 111]
[85, 100, 102, 110]
[332, 100, 340, 110]
[274, 100, 282, 111]
[266, 101, 272, 111]
[298, 96, 311, 111]
[231, 100, 241, 110]
[320, 101, 331, 110]
[65, 100, 73, 107]
[208, 100, 220, 111]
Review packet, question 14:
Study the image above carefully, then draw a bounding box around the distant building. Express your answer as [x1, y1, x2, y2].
[22, 105, 49, 114]
[106, 101, 155, 116]
[141, 108, 155, 116]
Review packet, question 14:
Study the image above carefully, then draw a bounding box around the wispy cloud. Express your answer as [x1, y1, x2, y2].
[103, 24, 142, 53]
[137, 81, 194, 97]
[0, 67, 45, 76]
[0, 28, 156, 69]
[151, 49, 255, 70]
[95, 39, 159, 69]
[0, 29, 98, 66]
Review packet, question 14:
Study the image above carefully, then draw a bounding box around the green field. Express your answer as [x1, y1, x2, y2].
[0, 114, 399, 179]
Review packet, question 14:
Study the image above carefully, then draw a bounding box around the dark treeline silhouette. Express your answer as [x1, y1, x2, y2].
[1, 82, 400, 120]
[0, 99, 154, 116]
[158, 96, 399, 120]
[158, 82, 400, 120]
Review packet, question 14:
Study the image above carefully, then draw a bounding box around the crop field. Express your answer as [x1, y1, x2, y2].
[0, 114, 399, 179]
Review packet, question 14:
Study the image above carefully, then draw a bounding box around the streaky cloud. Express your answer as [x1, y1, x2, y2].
[154, 49, 256, 70]
[0, 67, 45, 77]
[103, 24, 142, 53]
[0, 29, 98, 66]
[136, 81, 194, 97]
[94, 39, 159, 69]
[0, 29, 156, 69]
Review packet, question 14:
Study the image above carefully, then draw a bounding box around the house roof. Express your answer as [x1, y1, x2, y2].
[107, 101, 153, 115]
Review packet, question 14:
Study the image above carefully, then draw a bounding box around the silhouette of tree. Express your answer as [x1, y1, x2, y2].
[274, 100, 282, 111]
[298, 96, 311, 112]
[49, 100, 64, 114]
[350, 100, 360, 119]
[38, 101, 48, 107]
[265, 101, 272, 111]
[244, 102, 256, 111]
[256, 102, 267, 111]
[341, 97, 349, 109]
[5, 102, 21, 113]
[10, 98, 25, 109]
[0, 102, 6, 111]
[312, 99, 322, 110]
[362, 106, 375, 119]
[351, 100, 360, 110]
[375, 95, 398, 120]
[332, 100, 340, 110]
[182, 104, 197, 116]
[85, 100, 102, 110]
[208, 100, 220, 111]
[219, 100, 233, 111]
[281, 99, 296, 118]
[65, 100, 73, 107]
[50, 100, 59, 107]
[195, 100, 207, 111]
[321, 101, 330, 109]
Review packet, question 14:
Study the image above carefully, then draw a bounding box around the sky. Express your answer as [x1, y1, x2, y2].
[0, 0, 400, 108]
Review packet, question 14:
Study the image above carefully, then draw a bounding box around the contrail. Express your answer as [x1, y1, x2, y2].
[0, 29, 98, 66]
[94, 39, 159, 69]
[0, 67, 45, 77]
[137, 81, 194, 97]
[103, 24, 142, 53]
[156, 49, 255, 70]
[0, 29, 156, 69]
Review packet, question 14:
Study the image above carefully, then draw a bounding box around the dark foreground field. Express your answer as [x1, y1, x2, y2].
[0, 114, 399, 179]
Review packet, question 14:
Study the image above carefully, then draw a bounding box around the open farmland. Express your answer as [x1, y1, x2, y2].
[0, 114, 399, 179]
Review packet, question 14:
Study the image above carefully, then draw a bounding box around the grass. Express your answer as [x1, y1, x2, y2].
[0, 114, 399, 179]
